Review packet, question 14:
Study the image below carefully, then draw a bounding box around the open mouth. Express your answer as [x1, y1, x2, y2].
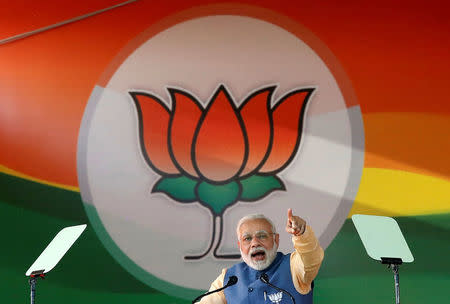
[251, 250, 266, 261]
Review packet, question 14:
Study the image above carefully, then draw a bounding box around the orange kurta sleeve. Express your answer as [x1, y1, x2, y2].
[290, 225, 324, 294]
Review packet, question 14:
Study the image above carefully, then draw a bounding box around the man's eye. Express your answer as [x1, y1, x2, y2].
[243, 236, 252, 242]
[257, 234, 268, 240]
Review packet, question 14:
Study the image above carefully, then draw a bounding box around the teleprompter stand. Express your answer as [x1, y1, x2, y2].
[25, 224, 87, 304]
[352, 215, 414, 304]
[29, 270, 45, 304]
[381, 257, 402, 304]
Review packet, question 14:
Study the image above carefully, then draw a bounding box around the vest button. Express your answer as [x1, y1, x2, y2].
[248, 287, 253, 292]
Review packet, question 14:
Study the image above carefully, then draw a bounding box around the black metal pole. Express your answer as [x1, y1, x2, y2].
[381, 257, 402, 304]
[391, 264, 400, 304]
[28, 271, 45, 304]
[29, 276, 37, 304]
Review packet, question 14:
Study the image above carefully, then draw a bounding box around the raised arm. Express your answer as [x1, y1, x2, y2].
[286, 208, 324, 294]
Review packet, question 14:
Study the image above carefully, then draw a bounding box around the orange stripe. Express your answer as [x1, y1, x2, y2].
[364, 112, 450, 180]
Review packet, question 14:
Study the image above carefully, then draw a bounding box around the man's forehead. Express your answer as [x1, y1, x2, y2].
[239, 218, 273, 234]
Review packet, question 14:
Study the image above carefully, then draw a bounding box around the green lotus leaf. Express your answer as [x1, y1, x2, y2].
[240, 174, 285, 201]
[196, 181, 241, 215]
[152, 176, 198, 202]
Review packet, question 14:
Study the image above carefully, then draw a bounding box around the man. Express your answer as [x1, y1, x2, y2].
[200, 208, 324, 303]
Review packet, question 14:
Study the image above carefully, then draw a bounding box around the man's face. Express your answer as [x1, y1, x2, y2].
[238, 218, 280, 270]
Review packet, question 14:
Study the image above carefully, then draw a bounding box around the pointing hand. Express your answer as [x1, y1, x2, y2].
[286, 208, 306, 236]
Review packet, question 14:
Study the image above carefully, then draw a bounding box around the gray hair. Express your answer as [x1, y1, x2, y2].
[236, 214, 277, 238]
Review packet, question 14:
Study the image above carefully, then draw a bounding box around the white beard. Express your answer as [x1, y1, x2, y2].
[241, 243, 278, 271]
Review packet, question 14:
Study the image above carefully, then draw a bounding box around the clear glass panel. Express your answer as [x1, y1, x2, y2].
[26, 224, 87, 276]
[352, 215, 413, 263]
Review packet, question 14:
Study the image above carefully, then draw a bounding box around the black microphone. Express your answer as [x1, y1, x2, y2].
[192, 275, 238, 303]
[260, 273, 296, 304]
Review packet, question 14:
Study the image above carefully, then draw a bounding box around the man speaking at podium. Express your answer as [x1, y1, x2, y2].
[199, 208, 324, 303]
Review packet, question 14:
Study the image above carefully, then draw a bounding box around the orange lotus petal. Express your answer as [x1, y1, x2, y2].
[130, 92, 179, 175]
[239, 87, 275, 176]
[193, 86, 247, 183]
[260, 89, 314, 174]
[168, 89, 203, 177]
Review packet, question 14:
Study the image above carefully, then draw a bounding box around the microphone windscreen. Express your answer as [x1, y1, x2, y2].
[260, 273, 269, 284]
[227, 275, 238, 286]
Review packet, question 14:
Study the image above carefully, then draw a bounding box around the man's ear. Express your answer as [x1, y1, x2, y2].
[275, 233, 280, 247]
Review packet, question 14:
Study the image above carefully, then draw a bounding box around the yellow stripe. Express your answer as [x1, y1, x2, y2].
[350, 168, 450, 217]
[0, 165, 79, 192]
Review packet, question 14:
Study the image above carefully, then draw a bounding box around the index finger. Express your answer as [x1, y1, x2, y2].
[287, 208, 293, 221]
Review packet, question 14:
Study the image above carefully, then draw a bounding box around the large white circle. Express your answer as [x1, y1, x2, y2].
[78, 15, 364, 297]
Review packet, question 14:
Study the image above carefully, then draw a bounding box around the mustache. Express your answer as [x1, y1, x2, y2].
[249, 246, 267, 254]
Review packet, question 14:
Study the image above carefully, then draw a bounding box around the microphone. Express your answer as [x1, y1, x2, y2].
[192, 275, 238, 303]
[260, 273, 296, 304]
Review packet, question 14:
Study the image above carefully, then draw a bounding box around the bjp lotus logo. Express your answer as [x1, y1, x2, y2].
[78, 11, 363, 297]
[129, 84, 314, 259]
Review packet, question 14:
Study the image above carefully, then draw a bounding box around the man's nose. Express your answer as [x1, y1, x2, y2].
[250, 236, 262, 247]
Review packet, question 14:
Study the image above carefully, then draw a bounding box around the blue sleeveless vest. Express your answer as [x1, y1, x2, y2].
[224, 252, 313, 304]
